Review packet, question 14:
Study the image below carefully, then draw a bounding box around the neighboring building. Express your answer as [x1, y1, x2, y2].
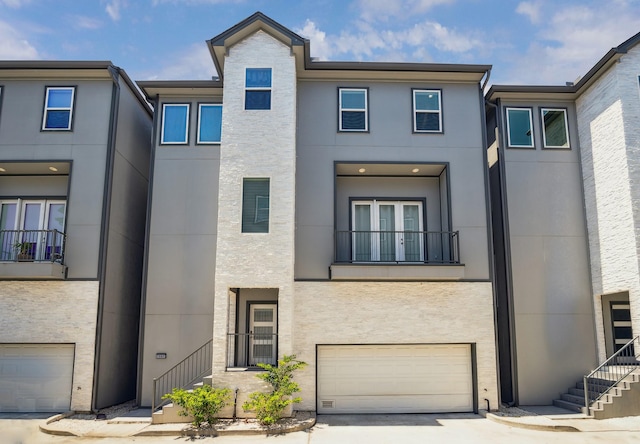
[138, 12, 499, 415]
[486, 32, 640, 409]
[0, 61, 152, 412]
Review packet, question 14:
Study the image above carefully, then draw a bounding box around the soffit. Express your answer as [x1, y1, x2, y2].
[336, 163, 446, 177]
[0, 161, 71, 176]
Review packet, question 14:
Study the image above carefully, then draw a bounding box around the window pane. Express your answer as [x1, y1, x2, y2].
[379, 205, 395, 262]
[199, 105, 222, 143]
[415, 112, 440, 131]
[0, 203, 16, 230]
[242, 178, 269, 233]
[162, 105, 188, 143]
[245, 91, 271, 110]
[341, 111, 366, 130]
[507, 109, 532, 147]
[45, 110, 71, 129]
[341, 90, 365, 109]
[354, 204, 371, 262]
[47, 89, 73, 108]
[246, 68, 272, 87]
[543, 109, 569, 147]
[415, 91, 439, 111]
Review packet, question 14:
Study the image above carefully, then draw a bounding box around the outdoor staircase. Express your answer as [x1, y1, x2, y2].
[152, 375, 219, 424]
[553, 336, 640, 419]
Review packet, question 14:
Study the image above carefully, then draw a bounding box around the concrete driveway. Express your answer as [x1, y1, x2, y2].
[4, 413, 640, 443]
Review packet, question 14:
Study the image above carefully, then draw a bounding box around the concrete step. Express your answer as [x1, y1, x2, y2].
[560, 393, 585, 405]
[568, 387, 585, 398]
[552, 398, 583, 413]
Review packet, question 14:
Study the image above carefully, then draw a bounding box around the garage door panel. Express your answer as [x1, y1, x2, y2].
[0, 344, 74, 413]
[318, 344, 473, 414]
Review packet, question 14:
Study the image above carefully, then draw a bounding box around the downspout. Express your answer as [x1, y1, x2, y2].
[91, 65, 121, 411]
[486, 95, 519, 406]
[136, 95, 159, 406]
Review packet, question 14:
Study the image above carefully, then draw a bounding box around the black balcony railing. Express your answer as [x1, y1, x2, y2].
[227, 332, 278, 368]
[0, 229, 66, 263]
[334, 230, 459, 264]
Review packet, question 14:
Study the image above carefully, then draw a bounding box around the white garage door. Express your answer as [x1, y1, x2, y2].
[317, 344, 473, 414]
[0, 344, 74, 412]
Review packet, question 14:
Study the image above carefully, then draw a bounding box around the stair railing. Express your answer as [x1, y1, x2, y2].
[152, 339, 213, 411]
[583, 336, 640, 415]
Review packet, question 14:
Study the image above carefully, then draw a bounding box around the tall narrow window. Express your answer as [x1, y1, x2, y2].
[161, 103, 189, 144]
[541, 108, 570, 148]
[42, 87, 75, 130]
[339, 88, 368, 131]
[506, 107, 534, 148]
[245, 68, 272, 110]
[242, 178, 270, 233]
[413, 89, 442, 133]
[197, 104, 222, 143]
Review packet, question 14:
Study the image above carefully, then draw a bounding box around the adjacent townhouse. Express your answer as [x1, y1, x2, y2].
[486, 31, 640, 415]
[138, 12, 499, 417]
[0, 61, 152, 412]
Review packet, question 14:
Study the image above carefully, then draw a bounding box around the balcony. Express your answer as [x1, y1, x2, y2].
[227, 332, 278, 369]
[0, 230, 67, 279]
[331, 230, 465, 280]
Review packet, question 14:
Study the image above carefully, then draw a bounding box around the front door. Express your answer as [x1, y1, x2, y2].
[249, 304, 277, 366]
[611, 302, 633, 353]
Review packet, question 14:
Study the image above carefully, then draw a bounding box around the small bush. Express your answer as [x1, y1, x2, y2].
[243, 354, 307, 425]
[162, 385, 231, 428]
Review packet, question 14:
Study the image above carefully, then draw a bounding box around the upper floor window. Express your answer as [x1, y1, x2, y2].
[506, 107, 534, 148]
[42, 87, 75, 131]
[161, 103, 189, 144]
[197, 104, 222, 144]
[245, 68, 272, 110]
[413, 89, 442, 133]
[339, 88, 368, 132]
[541, 108, 569, 148]
[242, 178, 269, 233]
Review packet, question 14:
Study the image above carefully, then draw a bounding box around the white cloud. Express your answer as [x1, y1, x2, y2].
[70, 15, 102, 30]
[142, 43, 216, 80]
[504, 2, 640, 84]
[294, 20, 333, 60]
[151, 0, 244, 5]
[515, 1, 542, 24]
[105, 0, 125, 21]
[0, 0, 30, 7]
[356, 0, 456, 22]
[0, 19, 39, 59]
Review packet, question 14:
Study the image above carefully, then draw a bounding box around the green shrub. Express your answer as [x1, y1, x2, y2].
[162, 385, 231, 428]
[243, 354, 307, 425]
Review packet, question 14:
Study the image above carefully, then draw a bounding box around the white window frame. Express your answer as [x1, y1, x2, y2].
[339, 88, 368, 132]
[42, 86, 75, 131]
[505, 107, 534, 148]
[541, 107, 570, 149]
[197, 103, 223, 144]
[160, 103, 190, 145]
[413, 89, 442, 133]
[244, 68, 272, 111]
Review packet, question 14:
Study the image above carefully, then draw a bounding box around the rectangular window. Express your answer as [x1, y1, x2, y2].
[541, 108, 570, 148]
[42, 87, 75, 130]
[413, 89, 442, 133]
[245, 68, 272, 110]
[161, 103, 189, 144]
[242, 178, 270, 233]
[197, 104, 222, 143]
[506, 107, 534, 148]
[339, 88, 368, 131]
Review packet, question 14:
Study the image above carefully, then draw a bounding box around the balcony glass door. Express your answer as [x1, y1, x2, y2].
[0, 202, 18, 260]
[249, 304, 277, 366]
[352, 200, 424, 262]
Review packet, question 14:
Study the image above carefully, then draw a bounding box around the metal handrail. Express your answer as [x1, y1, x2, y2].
[152, 339, 213, 411]
[334, 230, 460, 264]
[0, 229, 66, 263]
[583, 336, 640, 415]
[226, 332, 278, 368]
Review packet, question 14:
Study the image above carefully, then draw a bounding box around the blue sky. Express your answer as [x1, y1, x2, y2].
[1, 0, 639, 85]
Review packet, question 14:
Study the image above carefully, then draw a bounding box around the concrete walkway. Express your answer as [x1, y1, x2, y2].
[38, 406, 640, 438]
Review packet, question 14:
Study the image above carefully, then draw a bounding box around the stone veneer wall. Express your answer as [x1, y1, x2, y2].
[0, 281, 99, 411]
[577, 47, 640, 361]
[212, 30, 297, 384]
[292, 281, 498, 412]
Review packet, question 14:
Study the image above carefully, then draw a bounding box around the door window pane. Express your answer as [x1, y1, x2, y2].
[378, 205, 396, 261]
[403, 205, 421, 261]
[353, 204, 371, 261]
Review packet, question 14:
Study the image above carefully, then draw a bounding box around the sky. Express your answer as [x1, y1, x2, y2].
[0, 0, 639, 86]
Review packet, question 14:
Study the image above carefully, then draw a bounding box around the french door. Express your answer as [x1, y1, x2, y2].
[352, 200, 424, 262]
[0, 199, 66, 261]
[249, 304, 277, 365]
